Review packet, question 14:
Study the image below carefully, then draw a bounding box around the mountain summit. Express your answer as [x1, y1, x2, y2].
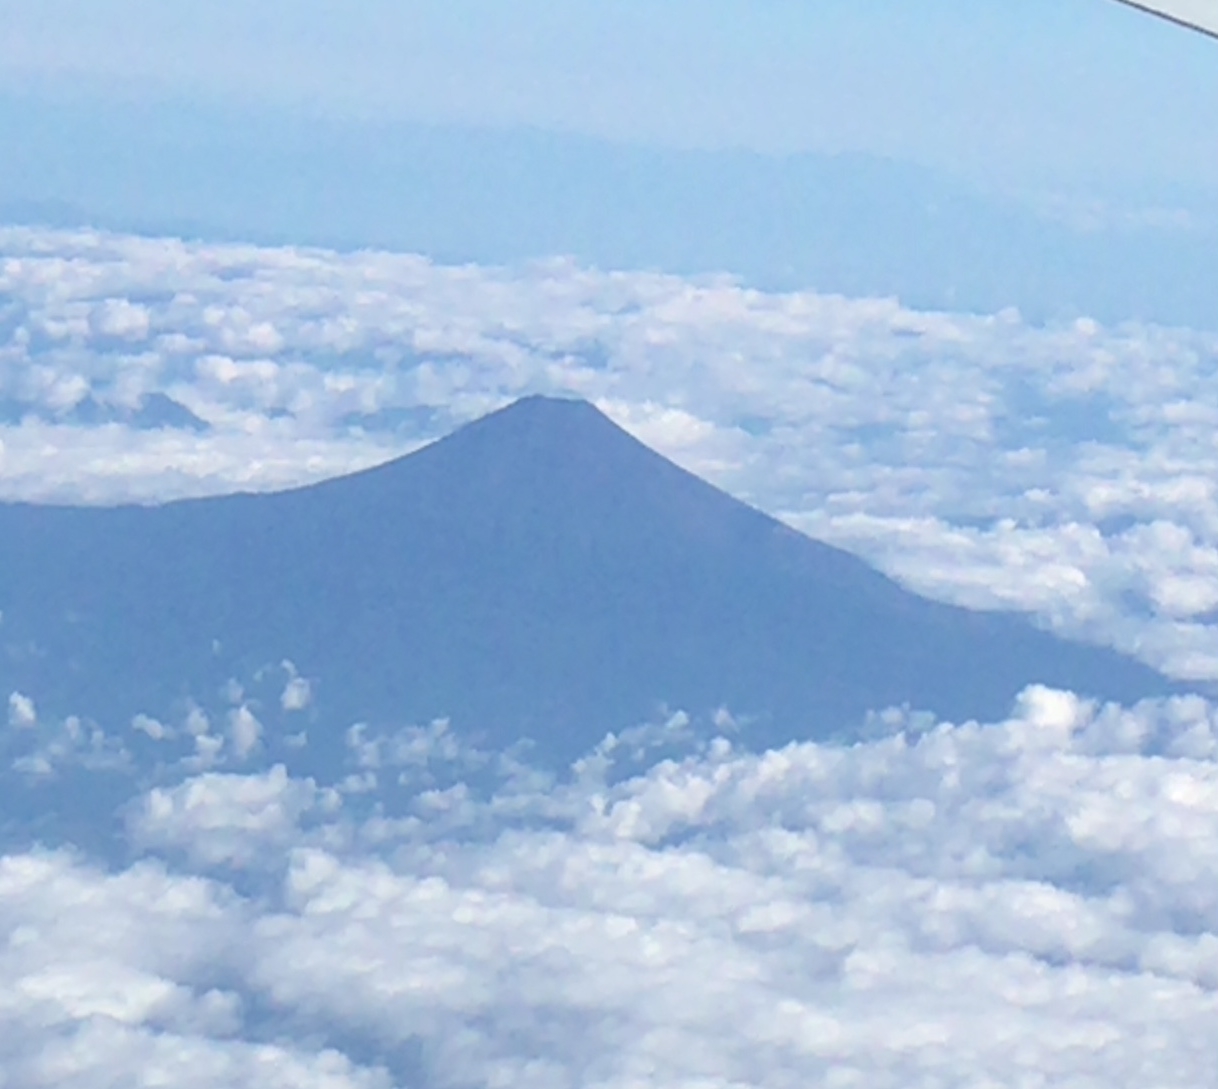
[0, 396, 1176, 765]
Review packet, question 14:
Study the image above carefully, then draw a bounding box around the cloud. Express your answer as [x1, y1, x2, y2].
[0, 686, 1216, 1086]
[8, 691, 36, 728]
[228, 706, 263, 761]
[0, 850, 392, 1087]
[92, 298, 152, 341]
[280, 662, 313, 713]
[133, 713, 170, 741]
[131, 765, 333, 868]
[5, 224, 1218, 684]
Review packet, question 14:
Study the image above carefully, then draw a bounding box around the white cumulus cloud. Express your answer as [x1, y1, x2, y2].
[228, 706, 263, 761]
[0, 685, 1202, 1087]
[280, 662, 313, 713]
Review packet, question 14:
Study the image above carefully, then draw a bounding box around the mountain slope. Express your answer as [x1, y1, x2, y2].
[0, 395, 1177, 765]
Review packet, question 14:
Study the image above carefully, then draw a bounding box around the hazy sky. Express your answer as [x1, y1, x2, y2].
[2, 0, 1217, 192]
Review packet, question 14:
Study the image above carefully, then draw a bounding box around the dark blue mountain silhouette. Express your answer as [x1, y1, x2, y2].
[0, 395, 1178, 771]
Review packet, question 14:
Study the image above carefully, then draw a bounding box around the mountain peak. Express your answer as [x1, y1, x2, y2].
[492, 392, 601, 415]
[442, 394, 632, 453]
[339, 393, 681, 518]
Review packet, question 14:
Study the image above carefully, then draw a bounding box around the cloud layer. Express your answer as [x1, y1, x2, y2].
[0, 687, 1215, 1086]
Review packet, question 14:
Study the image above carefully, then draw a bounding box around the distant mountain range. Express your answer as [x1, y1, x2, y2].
[4, 103, 1218, 329]
[0, 396, 1178, 779]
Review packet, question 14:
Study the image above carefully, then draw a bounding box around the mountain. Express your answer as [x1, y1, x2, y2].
[8, 97, 1218, 330]
[0, 396, 1178, 772]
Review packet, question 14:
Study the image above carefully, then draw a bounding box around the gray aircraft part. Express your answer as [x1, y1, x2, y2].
[1113, 0, 1218, 37]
